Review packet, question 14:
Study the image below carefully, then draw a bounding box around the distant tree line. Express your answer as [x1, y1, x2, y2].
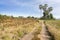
[0, 14, 14, 19]
[27, 16, 37, 19]
[0, 14, 38, 20]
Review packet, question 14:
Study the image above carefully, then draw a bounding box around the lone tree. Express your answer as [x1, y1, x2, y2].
[39, 4, 54, 19]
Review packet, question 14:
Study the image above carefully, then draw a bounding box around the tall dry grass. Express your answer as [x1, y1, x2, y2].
[46, 20, 60, 40]
[0, 18, 40, 40]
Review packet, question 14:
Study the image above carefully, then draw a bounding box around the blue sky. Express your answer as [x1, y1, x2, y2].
[0, 0, 60, 18]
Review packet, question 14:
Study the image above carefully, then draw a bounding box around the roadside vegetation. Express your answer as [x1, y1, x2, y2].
[0, 14, 41, 40]
[46, 20, 60, 40]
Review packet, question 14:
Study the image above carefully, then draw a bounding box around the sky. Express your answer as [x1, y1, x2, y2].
[0, 0, 60, 18]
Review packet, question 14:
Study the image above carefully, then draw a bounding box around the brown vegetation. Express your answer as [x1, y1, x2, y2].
[0, 17, 40, 40]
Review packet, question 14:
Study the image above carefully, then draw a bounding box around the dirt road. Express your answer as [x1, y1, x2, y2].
[20, 21, 54, 40]
[20, 23, 40, 40]
[40, 21, 53, 40]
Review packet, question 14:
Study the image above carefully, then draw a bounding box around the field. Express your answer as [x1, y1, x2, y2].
[0, 16, 60, 40]
[0, 18, 42, 40]
[46, 20, 60, 40]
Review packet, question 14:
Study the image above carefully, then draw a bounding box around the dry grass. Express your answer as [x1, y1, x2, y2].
[32, 26, 41, 40]
[0, 18, 40, 40]
[46, 20, 60, 40]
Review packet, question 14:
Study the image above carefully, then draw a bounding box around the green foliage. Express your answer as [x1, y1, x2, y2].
[0, 14, 38, 20]
[27, 16, 35, 19]
[27, 16, 31, 18]
[18, 16, 24, 18]
[39, 4, 54, 20]
[50, 13, 53, 19]
[17, 31, 24, 37]
[0, 14, 11, 20]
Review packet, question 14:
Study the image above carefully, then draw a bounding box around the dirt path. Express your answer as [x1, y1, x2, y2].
[39, 21, 53, 40]
[20, 24, 40, 40]
[20, 21, 54, 40]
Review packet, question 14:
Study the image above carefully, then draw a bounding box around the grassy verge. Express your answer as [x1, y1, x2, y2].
[32, 26, 41, 40]
[46, 20, 60, 40]
[0, 18, 40, 40]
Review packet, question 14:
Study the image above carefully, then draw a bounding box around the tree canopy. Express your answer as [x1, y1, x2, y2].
[39, 4, 54, 20]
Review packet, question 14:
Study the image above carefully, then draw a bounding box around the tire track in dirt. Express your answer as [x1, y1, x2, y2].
[39, 21, 54, 40]
[20, 20, 55, 40]
[20, 23, 40, 40]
